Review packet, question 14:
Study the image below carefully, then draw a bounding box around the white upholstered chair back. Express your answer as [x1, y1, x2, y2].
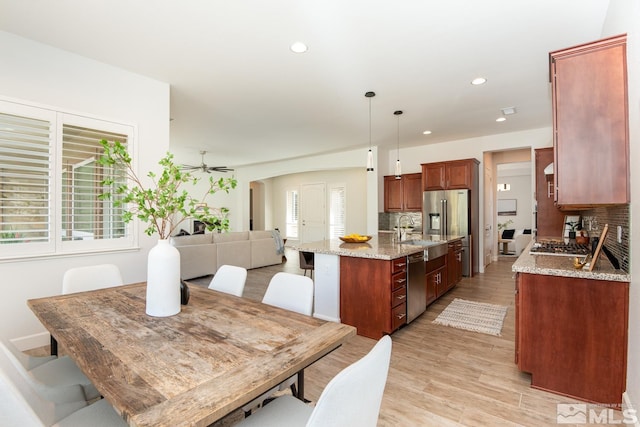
[208, 265, 247, 297]
[62, 264, 123, 294]
[262, 272, 313, 316]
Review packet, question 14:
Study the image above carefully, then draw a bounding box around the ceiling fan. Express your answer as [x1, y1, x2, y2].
[180, 151, 234, 173]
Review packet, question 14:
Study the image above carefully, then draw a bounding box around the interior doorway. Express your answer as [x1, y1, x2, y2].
[300, 183, 326, 243]
[482, 149, 533, 266]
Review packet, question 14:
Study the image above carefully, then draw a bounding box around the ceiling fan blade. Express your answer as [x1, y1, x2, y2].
[207, 166, 234, 173]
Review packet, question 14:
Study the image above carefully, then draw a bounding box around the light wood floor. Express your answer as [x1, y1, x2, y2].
[193, 249, 625, 427]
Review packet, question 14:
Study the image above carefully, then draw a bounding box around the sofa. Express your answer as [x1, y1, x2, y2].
[499, 229, 532, 256]
[170, 230, 284, 280]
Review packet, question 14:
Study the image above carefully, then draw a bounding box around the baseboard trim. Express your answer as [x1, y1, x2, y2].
[10, 332, 50, 351]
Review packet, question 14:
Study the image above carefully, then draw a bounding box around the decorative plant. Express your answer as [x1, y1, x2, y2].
[497, 220, 513, 231]
[98, 140, 237, 239]
[565, 221, 580, 232]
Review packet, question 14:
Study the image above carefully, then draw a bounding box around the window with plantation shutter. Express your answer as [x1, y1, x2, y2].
[0, 99, 135, 259]
[0, 111, 52, 251]
[286, 189, 299, 239]
[329, 184, 345, 239]
[61, 124, 128, 242]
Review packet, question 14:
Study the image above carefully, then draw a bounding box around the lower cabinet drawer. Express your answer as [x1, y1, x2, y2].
[391, 303, 407, 331]
[391, 287, 407, 308]
[391, 271, 407, 291]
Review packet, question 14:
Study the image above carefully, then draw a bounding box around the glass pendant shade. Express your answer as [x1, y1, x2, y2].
[367, 149, 374, 171]
[395, 159, 402, 179]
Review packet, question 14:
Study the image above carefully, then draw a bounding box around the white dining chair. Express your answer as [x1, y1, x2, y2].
[0, 349, 125, 427]
[6, 340, 100, 401]
[261, 272, 314, 316]
[242, 273, 314, 413]
[208, 265, 247, 297]
[238, 335, 392, 427]
[0, 340, 87, 426]
[62, 264, 124, 294]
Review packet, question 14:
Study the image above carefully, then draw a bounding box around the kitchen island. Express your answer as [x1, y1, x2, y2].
[512, 242, 630, 406]
[291, 233, 462, 339]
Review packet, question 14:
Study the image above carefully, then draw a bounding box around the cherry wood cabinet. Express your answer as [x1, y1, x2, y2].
[550, 34, 629, 208]
[340, 256, 407, 339]
[534, 148, 577, 237]
[426, 255, 448, 301]
[421, 159, 478, 191]
[516, 272, 628, 405]
[446, 239, 463, 288]
[383, 173, 422, 212]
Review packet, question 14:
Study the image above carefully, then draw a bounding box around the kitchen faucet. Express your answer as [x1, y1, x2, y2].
[397, 215, 414, 241]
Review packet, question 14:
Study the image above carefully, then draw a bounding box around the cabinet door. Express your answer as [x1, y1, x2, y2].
[434, 267, 448, 297]
[403, 173, 423, 211]
[384, 175, 404, 212]
[446, 241, 463, 289]
[422, 163, 445, 191]
[551, 35, 629, 207]
[446, 161, 472, 189]
[517, 273, 628, 405]
[425, 270, 437, 306]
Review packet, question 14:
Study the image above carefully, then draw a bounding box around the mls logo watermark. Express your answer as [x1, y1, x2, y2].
[557, 403, 638, 424]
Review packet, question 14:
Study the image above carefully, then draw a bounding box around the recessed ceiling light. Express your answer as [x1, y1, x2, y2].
[471, 77, 487, 85]
[290, 42, 308, 53]
[423, 130, 432, 135]
[496, 117, 506, 122]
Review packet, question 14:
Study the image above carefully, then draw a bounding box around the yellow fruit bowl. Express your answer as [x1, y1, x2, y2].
[339, 235, 372, 243]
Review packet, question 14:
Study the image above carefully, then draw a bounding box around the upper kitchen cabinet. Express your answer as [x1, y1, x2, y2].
[422, 159, 479, 191]
[550, 34, 629, 208]
[384, 173, 422, 212]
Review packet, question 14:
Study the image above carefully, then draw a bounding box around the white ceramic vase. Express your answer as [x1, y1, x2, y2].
[146, 239, 181, 317]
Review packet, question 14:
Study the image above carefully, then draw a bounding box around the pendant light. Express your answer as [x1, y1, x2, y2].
[365, 91, 376, 172]
[394, 110, 403, 179]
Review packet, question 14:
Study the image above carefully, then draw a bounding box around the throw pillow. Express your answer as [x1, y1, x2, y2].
[523, 229, 532, 234]
[176, 229, 190, 236]
[502, 229, 515, 239]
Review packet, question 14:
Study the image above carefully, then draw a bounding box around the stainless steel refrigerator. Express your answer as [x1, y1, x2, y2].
[423, 189, 471, 276]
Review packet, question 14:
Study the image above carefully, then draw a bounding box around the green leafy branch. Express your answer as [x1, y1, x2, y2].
[98, 140, 237, 239]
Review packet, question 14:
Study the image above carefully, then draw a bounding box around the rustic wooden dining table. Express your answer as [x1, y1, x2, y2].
[27, 283, 356, 427]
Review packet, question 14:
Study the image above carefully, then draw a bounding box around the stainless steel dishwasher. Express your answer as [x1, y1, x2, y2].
[406, 251, 426, 322]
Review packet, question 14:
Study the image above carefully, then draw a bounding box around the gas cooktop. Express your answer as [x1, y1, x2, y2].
[529, 241, 591, 257]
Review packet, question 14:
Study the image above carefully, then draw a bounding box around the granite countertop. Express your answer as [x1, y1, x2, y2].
[512, 241, 630, 282]
[290, 233, 463, 261]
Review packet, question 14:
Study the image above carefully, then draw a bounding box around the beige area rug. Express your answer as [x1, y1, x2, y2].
[433, 298, 508, 336]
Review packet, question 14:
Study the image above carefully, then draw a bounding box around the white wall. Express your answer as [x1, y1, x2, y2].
[602, 0, 640, 413]
[496, 173, 533, 231]
[268, 168, 367, 240]
[0, 31, 170, 347]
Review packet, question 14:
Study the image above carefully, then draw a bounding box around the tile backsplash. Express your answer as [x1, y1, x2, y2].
[579, 205, 629, 273]
[378, 212, 422, 232]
